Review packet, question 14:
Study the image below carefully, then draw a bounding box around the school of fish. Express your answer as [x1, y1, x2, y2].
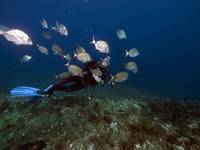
[0, 17, 140, 85]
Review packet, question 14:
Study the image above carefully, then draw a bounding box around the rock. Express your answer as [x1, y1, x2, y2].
[0, 99, 10, 113]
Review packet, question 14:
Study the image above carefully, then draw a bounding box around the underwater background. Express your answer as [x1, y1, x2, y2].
[1, 1, 200, 149]
[0, 0, 200, 99]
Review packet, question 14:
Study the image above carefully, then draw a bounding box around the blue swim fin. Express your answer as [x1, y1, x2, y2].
[10, 86, 46, 97]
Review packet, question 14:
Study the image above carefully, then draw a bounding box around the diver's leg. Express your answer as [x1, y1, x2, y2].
[59, 82, 86, 92]
[55, 76, 81, 88]
[47, 76, 82, 95]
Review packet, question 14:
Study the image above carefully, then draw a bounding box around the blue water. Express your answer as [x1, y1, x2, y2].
[0, 0, 200, 99]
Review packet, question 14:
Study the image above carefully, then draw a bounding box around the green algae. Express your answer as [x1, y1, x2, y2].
[0, 96, 200, 149]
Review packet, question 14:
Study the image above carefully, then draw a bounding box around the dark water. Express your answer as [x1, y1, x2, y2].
[0, 0, 200, 99]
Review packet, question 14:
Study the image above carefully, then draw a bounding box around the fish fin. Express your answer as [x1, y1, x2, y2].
[0, 25, 10, 35]
[64, 61, 70, 67]
[51, 26, 56, 31]
[125, 49, 129, 57]
[73, 52, 77, 58]
[55, 75, 59, 79]
[44, 19, 48, 26]
[63, 54, 67, 59]
[90, 36, 96, 45]
[56, 21, 59, 27]
[132, 69, 138, 74]
[40, 21, 43, 26]
[0, 30, 4, 35]
[110, 74, 115, 81]
[67, 61, 70, 66]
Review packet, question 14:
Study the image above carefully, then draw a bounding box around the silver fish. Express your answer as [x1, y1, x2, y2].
[113, 72, 129, 83]
[56, 71, 72, 79]
[91, 68, 104, 83]
[74, 51, 92, 63]
[0, 25, 32, 45]
[125, 48, 139, 57]
[117, 29, 127, 39]
[37, 44, 48, 55]
[41, 19, 48, 29]
[90, 36, 109, 54]
[76, 46, 86, 54]
[19, 55, 32, 62]
[43, 31, 52, 40]
[52, 42, 64, 56]
[64, 53, 72, 61]
[52, 21, 68, 36]
[67, 65, 84, 76]
[125, 62, 138, 73]
[63, 53, 72, 66]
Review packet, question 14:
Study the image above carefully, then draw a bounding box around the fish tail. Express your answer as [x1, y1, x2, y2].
[73, 52, 77, 58]
[61, 54, 66, 59]
[0, 29, 4, 35]
[51, 26, 56, 31]
[0, 25, 10, 35]
[64, 61, 70, 67]
[0, 25, 9, 35]
[0, 30, 4, 35]
[63, 54, 66, 59]
[125, 49, 129, 57]
[111, 74, 115, 80]
[55, 75, 59, 79]
[40, 21, 43, 26]
[90, 36, 96, 45]
[66, 61, 70, 66]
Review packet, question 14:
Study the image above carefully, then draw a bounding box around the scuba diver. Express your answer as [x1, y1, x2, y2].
[10, 60, 111, 101]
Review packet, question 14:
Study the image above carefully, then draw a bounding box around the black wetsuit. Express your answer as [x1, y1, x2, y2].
[47, 61, 110, 96]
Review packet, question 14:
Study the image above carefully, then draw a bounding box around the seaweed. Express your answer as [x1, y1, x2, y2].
[0, 95, 200, 149]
